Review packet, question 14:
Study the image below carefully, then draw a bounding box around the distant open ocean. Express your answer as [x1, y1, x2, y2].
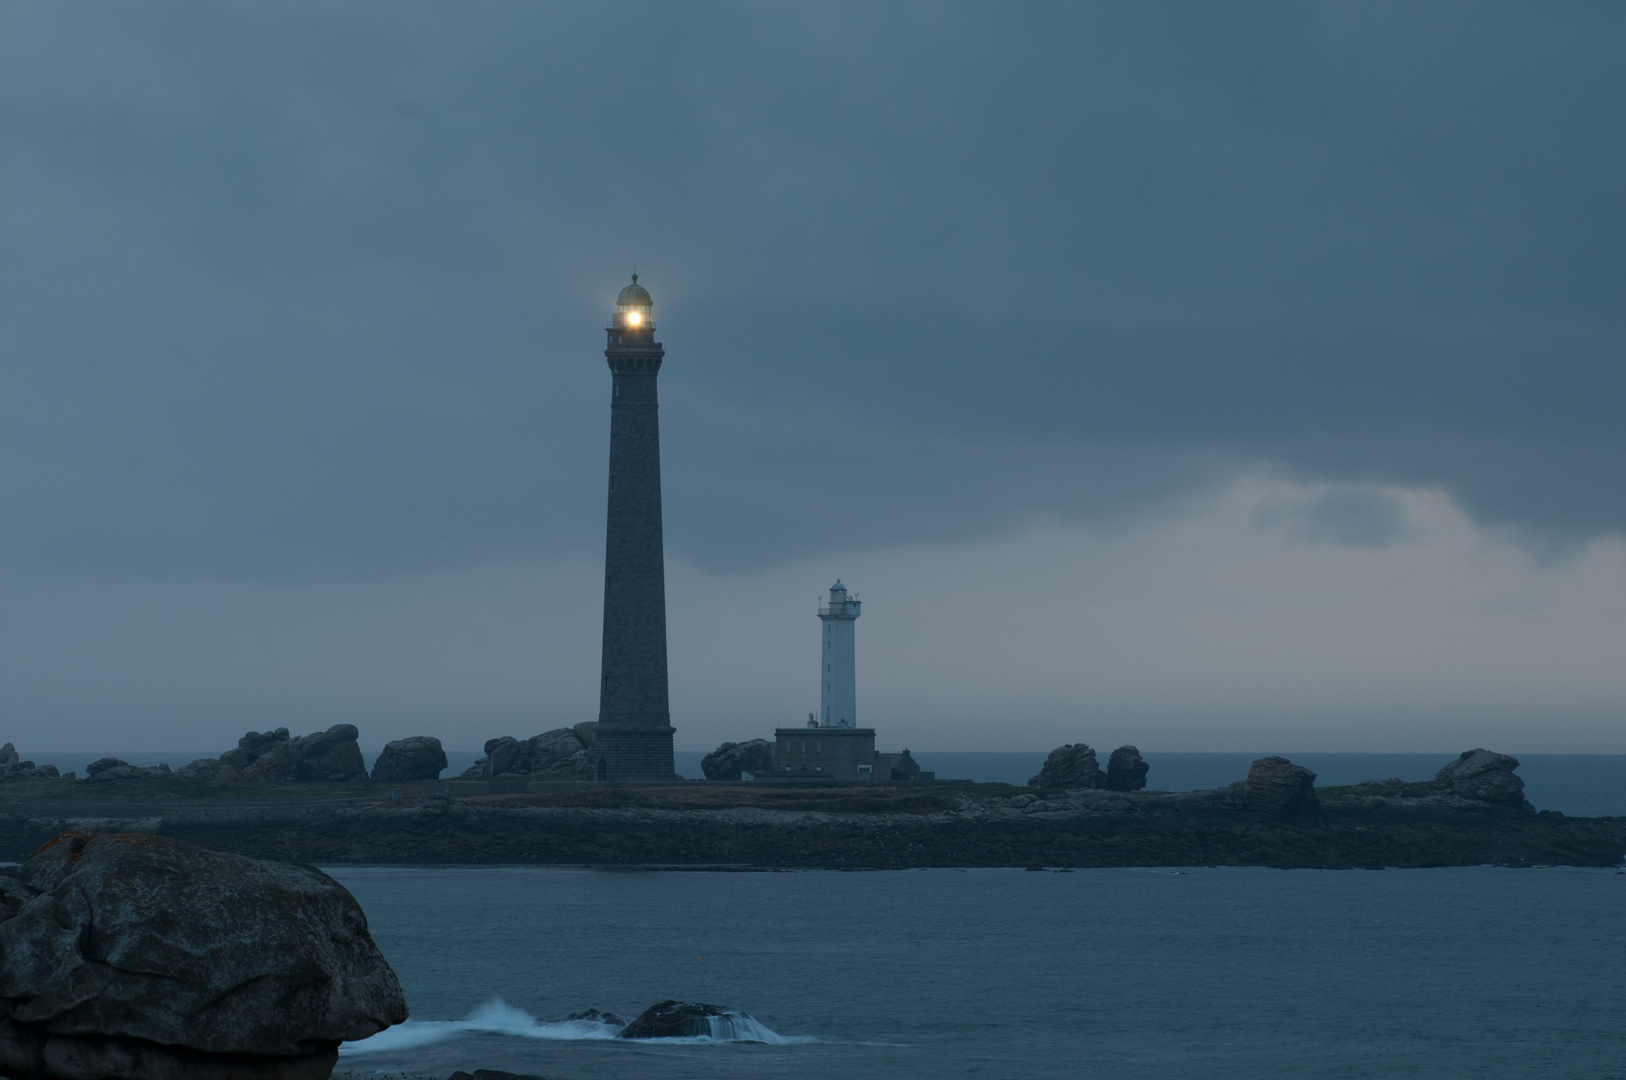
[37, 749, 1626, 816]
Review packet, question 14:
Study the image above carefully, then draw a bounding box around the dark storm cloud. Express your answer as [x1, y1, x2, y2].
[0, 1, 1621, 579]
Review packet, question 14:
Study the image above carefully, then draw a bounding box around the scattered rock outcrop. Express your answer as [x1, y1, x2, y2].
[1104, 746, 1149, 791]
[371, 737, 448, 783]
[0, 831, 406, 1080]
[211, 725, 368, 782]
[461, 725, 597, 779]
[1435, 748, 1528, 808]
[702, 739, 775, 780]
[176, 758, 223, 780]
[1029, 744, 1099, 789]
[0, 746, 60, 782]
[616, 1001, 739, 1040]
[566, 1009, 628, 1027]
[1243, 756, 1319, 815]
[84, 758, 171, 783]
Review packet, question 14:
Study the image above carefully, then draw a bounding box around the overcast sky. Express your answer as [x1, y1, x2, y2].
[1, 2, 1622, 756]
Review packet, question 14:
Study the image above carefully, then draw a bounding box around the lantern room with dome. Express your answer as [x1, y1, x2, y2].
[609, 274, 655, 342]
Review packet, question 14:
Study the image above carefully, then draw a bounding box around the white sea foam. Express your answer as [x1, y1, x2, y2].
[340, 999, 621, 1054]
[706, 1012, 788, 1044]
[339, 999, 803, 1055]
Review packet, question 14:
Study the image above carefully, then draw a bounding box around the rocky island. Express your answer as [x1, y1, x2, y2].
[0, 743, 1619, 870]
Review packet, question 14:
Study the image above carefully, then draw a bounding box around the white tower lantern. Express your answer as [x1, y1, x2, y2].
[818, 580, 861, 728]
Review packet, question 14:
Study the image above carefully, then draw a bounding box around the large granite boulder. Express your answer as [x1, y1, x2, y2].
[1104, 746, 1149, 791]
[531, 728, 595, 777]
[1244, 756, 1319, 815]
[0, 832, 406, 1080]
[219, 728, 289, 772]
[462, 728, 594, 779]
[476, 735, 523, 777]
[370, 737, 448, 783]
[0, 746, 60, 782]
[84, 759, 171, 783]
[702, 739, 775, 780]
[176, 758, 223, 780]
[220, 725, 367, 783]
[1029, 744, 1099, 789]
[1435, 749, 1528, 808]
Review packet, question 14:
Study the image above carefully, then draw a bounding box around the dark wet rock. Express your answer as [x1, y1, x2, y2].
[616, 1000, 737, 1039]
[449, 1070, 546, 1080]
[84, 758, 171, 783]
[702, 739, 775, 780]
[463, 729, 594, 779]
[1244, 756, 1319, 815]
[1435, 749, 1528, 808]
[177, 757, 224, 780]
[1029, 744, 1099, 788]
[220, 725, 367, 783]
[565, 1008, 628, 1027]
[0, 831, 406, 1080]
[1104, 746, 1149, 792]
[371, 736, 448, 782]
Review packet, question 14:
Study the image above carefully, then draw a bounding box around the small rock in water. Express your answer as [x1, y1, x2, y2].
[616, 1000, 743, 1040]
[565, 1008, 628, 1027]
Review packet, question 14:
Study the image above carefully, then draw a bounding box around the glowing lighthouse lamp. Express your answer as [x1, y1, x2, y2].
[612, 274, 655, 334]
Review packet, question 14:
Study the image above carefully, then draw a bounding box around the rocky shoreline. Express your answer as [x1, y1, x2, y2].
[0, 761, 1620, 871]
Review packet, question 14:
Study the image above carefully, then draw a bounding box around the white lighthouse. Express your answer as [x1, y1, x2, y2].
[818, 580, 861, 727]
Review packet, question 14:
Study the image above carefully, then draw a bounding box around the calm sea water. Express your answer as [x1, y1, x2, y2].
[330, 865, 1626, 1080]
[32, 750, 1626, 816]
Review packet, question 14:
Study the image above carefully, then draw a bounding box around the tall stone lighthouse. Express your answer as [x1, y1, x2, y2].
[818, 580, 861, 727]
[594, 276, 675, 781]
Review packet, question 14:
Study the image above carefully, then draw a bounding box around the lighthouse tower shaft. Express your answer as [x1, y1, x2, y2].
[595, 278, 675, 781]
[818, 582, 861, 727]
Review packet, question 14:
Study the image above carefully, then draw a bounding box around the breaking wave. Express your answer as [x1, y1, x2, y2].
[340, 999, 802, 1054]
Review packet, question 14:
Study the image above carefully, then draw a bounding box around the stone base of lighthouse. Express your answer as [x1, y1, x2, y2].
[593, 724, 676, 782]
